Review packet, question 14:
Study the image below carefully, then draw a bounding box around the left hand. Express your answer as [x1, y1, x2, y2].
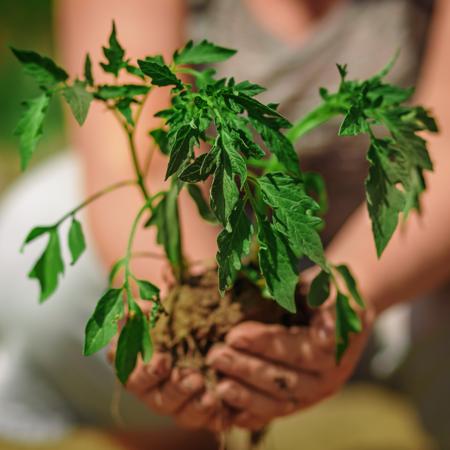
[206, 303, 375, 430]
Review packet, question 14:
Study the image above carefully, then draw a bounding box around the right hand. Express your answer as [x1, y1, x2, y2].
[122, 352, 231, 431]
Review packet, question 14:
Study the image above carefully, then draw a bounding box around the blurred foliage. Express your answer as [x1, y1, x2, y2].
[0, 0, 66, 191]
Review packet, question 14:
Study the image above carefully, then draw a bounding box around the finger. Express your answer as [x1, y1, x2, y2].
[233, 411, 270, 431]
[207, 345, 320, 401]
[126, 353, 172, 395]
[175, 391, 220, 429]
[142, 368, 204, 415]
[217, 379, 297, 420]
[226, 321, 335, 372]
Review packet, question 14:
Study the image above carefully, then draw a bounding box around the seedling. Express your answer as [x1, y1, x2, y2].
[12, 23, 437, 385]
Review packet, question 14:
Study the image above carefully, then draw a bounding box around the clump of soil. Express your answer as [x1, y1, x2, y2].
[152, 268, 311, 371]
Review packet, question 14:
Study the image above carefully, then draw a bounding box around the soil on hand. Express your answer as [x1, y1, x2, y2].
[152, 269, 311, 371]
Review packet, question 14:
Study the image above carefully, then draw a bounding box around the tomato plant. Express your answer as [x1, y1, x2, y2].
[12, 23, 437, 384]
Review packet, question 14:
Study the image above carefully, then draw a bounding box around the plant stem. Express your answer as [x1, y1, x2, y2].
[55, 179, 137, 227]
[126, 129, 151, 200]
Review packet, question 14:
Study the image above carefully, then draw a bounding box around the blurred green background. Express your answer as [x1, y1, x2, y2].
[0, 0, 66, 194]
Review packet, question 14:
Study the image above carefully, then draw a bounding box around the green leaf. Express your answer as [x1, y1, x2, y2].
[11, 47, 68, 87]
[307, 270, 330, 307]
[95, 84, 149, 100]
[216, 200, 252, 293]
[136, 279, 160, 301]
[187, 184, 217, 223]
[174, 40, 237, 65]
[258, 173, 326, 269]
[228, 93, 291, 130]
[233, 80, 266, 97]
[303, 172, 328, 215]
[14, 93, 51, 170]
[100, 21, 125, 76]
[338, 106, 368, 136]
[83, 288, 124, 356]
[28, 228, 64, 303]
[84, 53, 94, 86]
[220, 131, 247, 184]
[150, 185, 183, 270]
[137, 56, 181, 87]
[150, 128, 169, 155]
[210, 150, 239, 229]
[22, 226, 53, 250]
[68, 217, 86, 265]
[365, 142, 406, 256]
[335, 265, 364, 308]
[165, 125, 196, 179]
[254, 121, 300, 176]
[115, 301, 143, 384]
[335, 292, 362, 362]
[116, 97, 135, 125]
[257, 219, 299, 313]
[63, 80, 93, 125]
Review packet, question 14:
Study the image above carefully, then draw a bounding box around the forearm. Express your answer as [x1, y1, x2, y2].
[326, 0, 450, 314]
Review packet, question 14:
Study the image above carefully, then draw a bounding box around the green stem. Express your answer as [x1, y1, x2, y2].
[174, 67, 202, 78]
[126, 129, 151, 200]
[286, 101, 342, 144]
[55, 179, 137, 227]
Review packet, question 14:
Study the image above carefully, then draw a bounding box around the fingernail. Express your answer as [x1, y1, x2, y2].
[208, 353, 232, 370]
[229, 337, 250, 349]
[181, 376, 202, 393]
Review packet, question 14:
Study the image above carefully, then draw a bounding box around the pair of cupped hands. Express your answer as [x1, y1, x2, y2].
[116, 272, 375, 432]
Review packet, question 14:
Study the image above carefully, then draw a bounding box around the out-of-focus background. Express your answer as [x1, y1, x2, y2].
[0, 1, 441, 449]
[0, 0, 66, 195]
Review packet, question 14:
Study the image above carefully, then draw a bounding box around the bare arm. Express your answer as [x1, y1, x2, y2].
[55, 0, 218, 289]
[326, 0, 450, 314]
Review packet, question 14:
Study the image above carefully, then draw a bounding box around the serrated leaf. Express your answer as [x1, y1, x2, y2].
[307, 270, 331, 307]
[174, 40, 237, 65]
[100, 21, 125, 76]
[84, 53, 94, 86]
[254, 121, 300, 176]
[187, 184, 217, 223]
[233, 80, 266, 97]
[150, 128, 169, 155]
[115, 301, 143, 384]
[28, 228, 64, 303]
[335, 292, 362, 362]
[339, 106, 368, 136]
[210, 150, 239, 229]
[136, 279, 160, 301]
[257, 218, 299, 313]
[335, 265, 364, 308]
[258, 173, 326, 268]
[11, 47, 68, 87]
[68, 217, 86, 265]
[14, 93, 51, 170]
[220, 132, 247, 184]
[83, 288, 124, 356]
[217, 200, 252, 292]
[165, 125, 196, 179]
[63, 80, 93, 125]
[137, 56, 181, 87]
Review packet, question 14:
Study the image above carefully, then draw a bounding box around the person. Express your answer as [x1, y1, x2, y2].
[0, 0, 448, 448]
